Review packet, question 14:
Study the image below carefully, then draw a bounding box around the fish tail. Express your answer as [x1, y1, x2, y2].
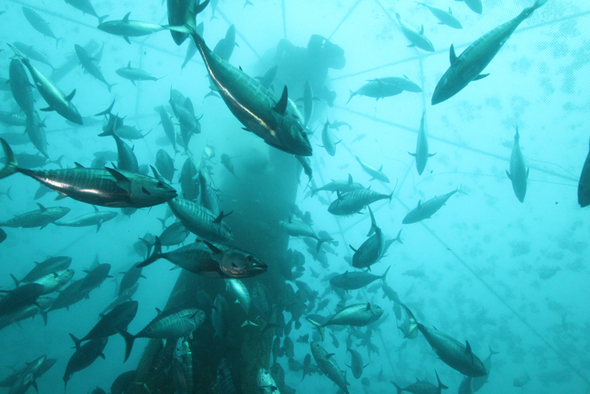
[315, 238, 326, 253]
[136, 237, 162, 268]
[391, 381, 403, 394]
[489, 345, 499, 355]
[381, 265, 391, 282]
[435, 370, 448, 390]
[393, 229, 403, 244]
[98, 15, 109, 24]
[5, 186, 12, 201]
[306, 317, 325, 341]
[240, 319, 258, 328]
[456, 184, 468, 195]
[117, 328, 135, 362]
[367, 206, 377, 236]
[0, 139, 19, 179]
[94, 98, 115, 117]
[50, 155, 64, 169]
[532, 0, 548, 11]
[345, 90, 355, 105]
[69, 333, 82, 349]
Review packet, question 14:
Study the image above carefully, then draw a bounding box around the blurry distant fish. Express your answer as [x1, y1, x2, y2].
[75, 44, 116, 92]
[63, 337, 108, 389]
[187, 28, 312, 156]
[0, 139, 177, 208]
[70, 301, 138, 348]
[431, 0, 548, 104]
[349, 207, 386, 269]
[116, 62, 162, 85]
[455, 0, 483, 14]
[355, 156, 389, 183]
[307, 303, 383, 341]
[391, 371, 448, 394]
[506, 127, 528, 203]
[12, 42, 54, 71]
[8, 45, 83, 125]
[279, 216, 326, 252]
[9, 58, 36, 118]
[0, 132, 30, 145]
[213, 25, 237, 61]
[311, 174, 364, 197]
[395, 12, 434, 52]
[347, 76, 422, 104]
[458, 377, 473, 394]
[25, 111, 49, 159]
[471, 346, 498, 392]
[155, 105, 178, 152]
[22, 7, 60, 47]
[182, 22, 204, 69]
[320, 121, 339, 156]
[295, 155, 313, 184]
[155, 149, 175, 183]
[346, 348, 367, 379]
[297, 80, 316, 126]
[416, 2, 463, 29]
[65, 0, 107, 22]
[0, 112, 27, 127]
[256, 65, 278, 91]
[53, 206, 118, 232]
[220, 154, 238, 178]
[330, 266, 391, 291]
[172, 337, 193, 394]
[578, 136, 590, 208]
[402, 185, 465, 224]
[408, 111, 435, 175]
[179, 158, 199, 200]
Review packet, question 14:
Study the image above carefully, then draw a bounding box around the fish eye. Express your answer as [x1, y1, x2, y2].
[156, 181, 165, 188]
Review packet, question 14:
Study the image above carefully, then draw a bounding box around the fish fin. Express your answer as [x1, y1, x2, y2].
[69, 333, 82, 349]
[94, 98, 115, 116]
[105, 167, 131, 192]
[39, 106, 54, 112]
[136, 237, 162, 268]
[124, 36, 131, 44]
[473, 73, 489, 81]
[274, 86, 288, 115]
[346, 90, 355, 105]
[408, 152, 416, 157]
[203, 240, 223, 255]
[37, 203, 46, 211]
[0, 139, 18, 180]
[66, 89, 76, 101]
[505, 170, 512, 180]
[420, 25, 424, 35]
[526, 168, 530, 178]
[449, 44, 457, 65]
[117, 328, 135, 362]
[122, 12, 131, 22]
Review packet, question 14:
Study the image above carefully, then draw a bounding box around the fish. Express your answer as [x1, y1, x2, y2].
[257, 368, 280, 393]
[225, 278, 257, 326]
[179, 158, 199, 200]
[347, 76, 422, 103]
[391, 370, 448, 394]
[0, 153, 61, 169]
[155, 105, 177, 152]
[295, 155, 313, 183]
[279, 216, 326, 252]
[0, 283, 44, 317]
[172, 337, 193, 394]
[0, 203, 70, 229]
[7, 355, 49, 394]
[159, 221, 190, 246]
[63, 337, 108, 389]
[79, 263, 112, 294]
[181, 22, 204, 70]
[0, 139, 177, 208]
[321, 121, 339, 156]
[98, 13, 172, 44]
[402, 185, 465, 224]
[47, 278, 88, 312]
[0, 113, 27, 127]
[156, 149, 175, 183]
[458, 377, 473, 394]
[409, 111, 436, 175]
[330, 266, 391, 291]
[74, 44, 115, 92]
[506, 127, 528, 203]
[401, 304, 487, 377]
[212, 294, 229, 341]
[431, 0, 548, 104]
[8, 45, 83, 125]
[70, 301, 138, 348]
[416, 2, 463, 29]
[456, 0, 483, 14]
[118, 307, 205, 362]
[25, 111, 49, 159]
[65, 0, 106, 22]
[98, 126, 139, 173]
[311, 174, 364, 196]
[578, 135, 590, 207]
[187, 28, 312, 156]
[256, 65, 278, 91]
[328, 188, 392, 216]
[22, 7, 60, 47]
[167, 0, 209, 46]
[53, 206, 118, 232]
[221, 154, 238, 178]
[9, 59, 36, 118]
[297, 80, 315, 126]
[307, 303, 384, 341]
[169, 89, 201, 150]
[355, 156, 390, 183]
[137, 237, 266, 278]
[213, 25, 237, 61]
[346, 350, 367, 381]
[310, 341, 350, 394]
[471, 347, 499, 392]
[110, 370, 139, 394]
[12, 42, 54, 71]
[116, 62, 162, 85]
[19, 256, 72, 284]
[29, 269, 74, 295]
[395, 13, 435, 52]
[349, 207, 386, 269]
[197, 171, 219, 216]
[167, 197, 232, 243]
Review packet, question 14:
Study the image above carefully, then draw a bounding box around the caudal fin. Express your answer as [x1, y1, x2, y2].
[117, 328, 135, 362]
[0, 139, 19, 179]
[135, 237, 162, 268]
[306, 317, 325, 341]
[69, 333, 82, 349]
[391, 381, 403, 394]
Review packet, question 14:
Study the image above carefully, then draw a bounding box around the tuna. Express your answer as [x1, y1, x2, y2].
[307, 303, 383, 341]
[172, 337, 193, 394]
[349, 207, 386, 269]
[74, 44, 115, 92]
[53, 206, 118, 232]
[355, 156, 389, 183]
[395, 13, 435, 52]
[391, 370, 448, 394]
[0, 203, 70, 229]
[118, 308, 205, 362]
[9, 59, 35, 117]
[408, 111, 436, 175]
[22, 7, 60, 47]
[0, 139, 177, 208]
[167, 0, 209, 45]
[328, 188, 392, 216]
[416, 2, 462, 29]
[330, 266, 391, 291]
[347, 76, 422, 103]
[98, 13, 170, 44]
[63, 337, 108, 389]
[506, 127, 528, 203]
[402, 185, 465, 224]
[70, 301, 138, 348]
[167, 197, 232, 243]
[321, 121, 339, 156]
[279, 216, 326, 252]
[116, 62, 162, 85]
[432, 0, 548, 104]
[311, 174, 364, 196]
[155, 149, 175, 183]
[310, 341, 350, 394]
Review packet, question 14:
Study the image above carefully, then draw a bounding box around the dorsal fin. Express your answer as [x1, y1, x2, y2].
[274, 86, 288, 115]
[37, 203, 46, 211]
[66, 89, 76, 101]
[74, 162, 85, 168]
[449, 44, 457, 65]
[127, 61, 131, 68]
[420, 25, 424, 35]
[123, 12, 131, 23]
